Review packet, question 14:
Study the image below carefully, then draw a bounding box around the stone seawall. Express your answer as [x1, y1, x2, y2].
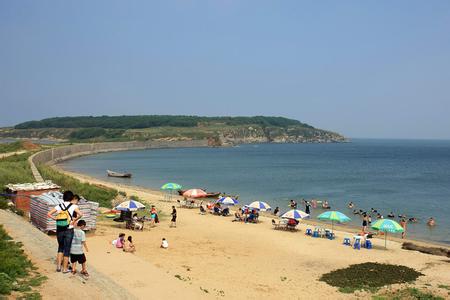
[30, 140, 209, 181]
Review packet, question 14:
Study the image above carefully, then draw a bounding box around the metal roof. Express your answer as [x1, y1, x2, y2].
[6, 181, 60, 191]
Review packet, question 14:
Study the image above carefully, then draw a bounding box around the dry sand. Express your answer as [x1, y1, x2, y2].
[45, 167, 450, 299]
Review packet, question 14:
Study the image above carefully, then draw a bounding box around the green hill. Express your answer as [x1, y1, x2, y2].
[2, 115, 346, 144]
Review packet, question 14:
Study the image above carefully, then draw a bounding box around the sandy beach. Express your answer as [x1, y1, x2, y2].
[33, 166, 448, 299]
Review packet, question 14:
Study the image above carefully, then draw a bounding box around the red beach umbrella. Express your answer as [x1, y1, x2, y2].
[183, 189, 207, 198]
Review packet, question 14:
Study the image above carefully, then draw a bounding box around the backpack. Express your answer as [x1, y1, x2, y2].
[56, 203, 73, 228]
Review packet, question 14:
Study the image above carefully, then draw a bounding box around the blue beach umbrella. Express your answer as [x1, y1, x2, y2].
[281, 209, 310, 220]
[248, 201, 271, 211]
[317, 211, 351, 232]
[371, 219, 404, 248]
[115, 200, 146, 211]
[217, 197, 239, 206]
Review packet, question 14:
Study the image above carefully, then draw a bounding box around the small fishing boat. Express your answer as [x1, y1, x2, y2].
[107, 170, 132, 178]
[178, 190, 221, 198]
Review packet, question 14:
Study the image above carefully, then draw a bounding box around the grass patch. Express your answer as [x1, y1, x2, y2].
[438, 284, 449, 290]
[0, 225, 46, 297]
[0, 141, 23, 153]
[37, 164, 118, 207]
[320, 262, 423, 293]
[374, 287, 445, 300]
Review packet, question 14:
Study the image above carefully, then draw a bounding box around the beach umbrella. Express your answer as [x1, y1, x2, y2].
[161, 183, 182, 201]
[247, 201, 271, 211]
[371, 219, 404, 248]
[317, 211, 351, 232]
[115, 200, 146, 211]
[217, 196, 239, 206]
[183, 189, 207, 198]
[161, 183, 182, 190]
[281, 209, 310, 220]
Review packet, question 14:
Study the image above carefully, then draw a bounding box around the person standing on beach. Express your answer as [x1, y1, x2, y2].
[362, 214, 368, 233]
[47, 191, 83, 273]
[170, 206, 177, 228]
[400, 218, 407, 239]
[305, 201, 311, 215]
[150, 205, 157, 227]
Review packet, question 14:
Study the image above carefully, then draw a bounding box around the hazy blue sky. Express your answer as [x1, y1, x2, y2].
[1, 1, 449, 139]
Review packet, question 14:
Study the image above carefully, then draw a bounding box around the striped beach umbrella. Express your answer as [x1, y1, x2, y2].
[248, 201, 271, 211]
[161, 183, 182, 190]
[281, 209, 310, 220]
[115, 200, 146, 211]
[317, 211, 351, 232]
[371, 219, 404, 248]
[217, 197, 239, 206]
[183, 189, 207, 198]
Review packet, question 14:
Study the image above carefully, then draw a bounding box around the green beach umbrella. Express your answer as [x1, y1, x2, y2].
[161, 183, 182, 190]
[317, 211, 351, 232]
[371, 219, 404, 248]
[161, 183, 182, 201]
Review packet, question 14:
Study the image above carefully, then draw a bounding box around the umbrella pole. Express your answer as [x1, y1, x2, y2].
[331, 220, 334, 233]
[385, 232, 387, 249]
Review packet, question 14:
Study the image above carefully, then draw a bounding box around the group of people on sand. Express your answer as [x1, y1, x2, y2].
[348, 201, 436, 239]
[47, 191, 89, 276]
[231, 207, 259, 223]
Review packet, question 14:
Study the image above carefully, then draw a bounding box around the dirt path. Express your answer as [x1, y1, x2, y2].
[0, 150, 27, 159]
[0, 209, 134, 300]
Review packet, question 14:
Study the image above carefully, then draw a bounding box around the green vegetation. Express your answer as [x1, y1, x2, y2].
[15, 115, 307, 129]
[320, 262, 423, 293]
[0, 225, 46, 298]
[37, 164, 117, 207]
[0, 141, 24, 153]
[373, 287, 445, 300]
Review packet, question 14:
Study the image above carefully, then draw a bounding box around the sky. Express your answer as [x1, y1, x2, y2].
[1, 1, 450, 139]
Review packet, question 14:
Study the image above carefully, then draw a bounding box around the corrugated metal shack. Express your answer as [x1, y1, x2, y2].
[5, 181, 60, 215]
[30, 191, 99, 233]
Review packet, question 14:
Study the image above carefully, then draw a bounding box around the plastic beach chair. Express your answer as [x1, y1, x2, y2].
[305, 228, 312, 236]
[312, 231, 319, 238]
[343, 237, 351, 246]
[365, 240, 372, 249]
[353, 240, 361, 250]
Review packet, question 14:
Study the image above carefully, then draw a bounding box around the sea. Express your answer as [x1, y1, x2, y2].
[59, 139, 450, 245]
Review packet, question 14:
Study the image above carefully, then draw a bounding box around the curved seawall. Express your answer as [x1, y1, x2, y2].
[30, 140, 209, 182]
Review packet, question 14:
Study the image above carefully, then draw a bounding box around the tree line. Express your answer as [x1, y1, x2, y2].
[15, 115, 313, 129]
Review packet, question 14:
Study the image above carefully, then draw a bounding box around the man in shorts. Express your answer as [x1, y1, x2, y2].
[70, 220, 89, 276]
[47, 191, 83, 273]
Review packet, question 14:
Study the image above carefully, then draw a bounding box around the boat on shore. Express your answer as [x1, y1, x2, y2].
[178, 190, 221, 198]
[107, 170, 132, 178]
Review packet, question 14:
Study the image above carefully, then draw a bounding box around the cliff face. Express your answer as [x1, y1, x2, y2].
[0, 125, 347, 145]
[216, 126, 347, 146]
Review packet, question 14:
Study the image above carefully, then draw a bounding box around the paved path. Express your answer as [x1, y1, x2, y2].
[0, 209, 134, 300]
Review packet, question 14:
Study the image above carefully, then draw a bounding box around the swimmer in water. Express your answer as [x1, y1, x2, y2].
[427, 217, 435, 226]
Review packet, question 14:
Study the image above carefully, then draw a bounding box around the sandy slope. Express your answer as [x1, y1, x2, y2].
[52, 167, 450, 299]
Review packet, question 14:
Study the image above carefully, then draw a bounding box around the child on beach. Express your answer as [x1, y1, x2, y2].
[160, 238, 169, 249]
[113, 233, 126, 248]
[70, 220, 89, 277]
[123, 236, 136, 253]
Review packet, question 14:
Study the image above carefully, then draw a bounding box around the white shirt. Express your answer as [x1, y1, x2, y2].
[54, 201, 78, 229]
[161, 240, 169, 248]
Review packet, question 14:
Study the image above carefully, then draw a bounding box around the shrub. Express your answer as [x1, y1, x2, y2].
[319, 262, 423, 293]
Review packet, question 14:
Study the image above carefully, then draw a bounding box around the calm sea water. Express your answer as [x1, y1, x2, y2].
[60, 139, 450, 244]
